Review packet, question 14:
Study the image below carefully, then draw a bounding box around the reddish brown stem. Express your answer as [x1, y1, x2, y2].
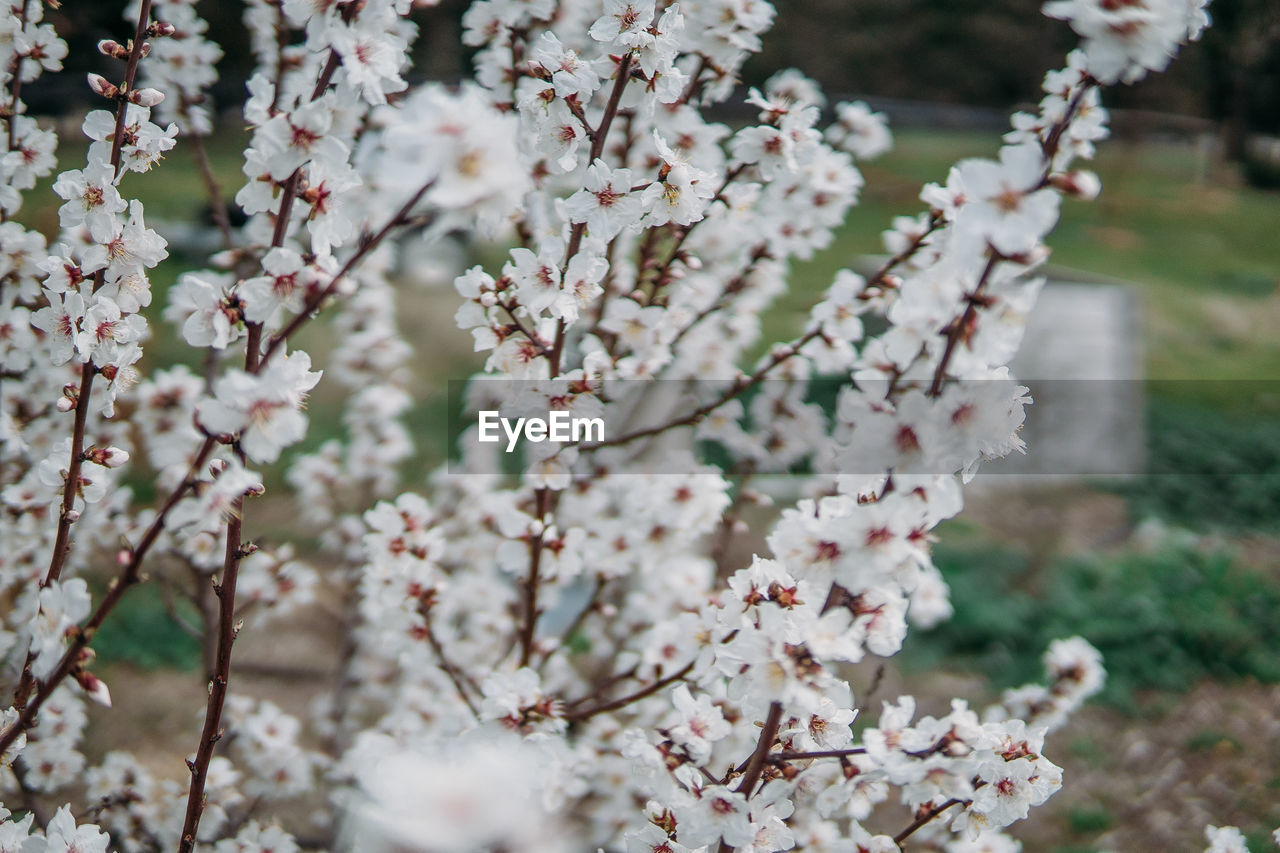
[717, 701, 784, 853]
[177, 498, 248, 853]
[894, 796, 968, 845]
[735, 701, 782, 797]
[187, 124, 235, 251]
[564, 661, 694, 722]
[927, 253, 1000, 397]
[517, 488, 551, 667]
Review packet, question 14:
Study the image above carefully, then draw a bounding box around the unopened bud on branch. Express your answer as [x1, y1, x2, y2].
[128, 88, 166, 107]
[97, 39, 128, 59]
[84, 446, 131, 468]
[87, 74, 118, 98]
[1050, 170, 1102, 201]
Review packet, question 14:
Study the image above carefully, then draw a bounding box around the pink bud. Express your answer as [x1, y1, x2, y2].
[56, 395, 76, 412]
[116, 548, 133, 566]
[128, 88, 166, 107]
[1060, 170, 1101, 201]
[64, 510, 81, 523]
[151, 21, 177, 37]
[74, 670, 112, 708]
[97, 39, 127, 58]
[87, 73, 118, 98]
[95, 446, 131, 468]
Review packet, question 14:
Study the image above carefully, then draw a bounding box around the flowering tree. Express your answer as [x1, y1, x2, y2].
[0, 0, 1263, 851]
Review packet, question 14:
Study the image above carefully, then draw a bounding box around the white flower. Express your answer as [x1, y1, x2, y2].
[29, 578, 92, 679]
[504, 246, 563, 317]
[589, 0, 657, 48]
[30, 288, 85, 365]
[168, 272, 243, 349]
[74, 294, 145, 366]
[239, 247, 314, 324]
[675, 786, 754, 849]
[83, 200, 168, 293]
[52, 155, 126, 243]
[565, 159, 643, 240]
[826, 101, 893, 160]
[330, 21, 409, 105]
[41, 806, 109, 853]
[530, 32, 599, 99]
[198, 351, 322, 463]
[953, 143, 1060, 256]
[668, 684, 730, 762]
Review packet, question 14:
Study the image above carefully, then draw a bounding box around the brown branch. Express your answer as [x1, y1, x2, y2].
[735, 701, 783, 797]
[717, 702, 784, 853]
[259, 179, 431, 368]
[926, 253, 1000, 397]
[517, 487, 552, 667]
[0, 432, 218, 756]
[187, 123, 235, 251]
[177, 498, 251, 853]
[769, 747, 867, 763]
[424, 621, 481, 719]
[564, 661, 693, 722]
[894, 796, 967, 845]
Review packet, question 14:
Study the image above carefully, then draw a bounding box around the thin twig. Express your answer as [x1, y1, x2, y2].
[564, 661, 693, 722]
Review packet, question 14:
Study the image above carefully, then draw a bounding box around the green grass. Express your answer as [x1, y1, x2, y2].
[1116, 397, 1280, 532]
[904, 539, 1280, 711]
[92, 583, 202, 670]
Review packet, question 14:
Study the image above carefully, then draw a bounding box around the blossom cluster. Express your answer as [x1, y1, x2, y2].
[0, 0, 1266, 852]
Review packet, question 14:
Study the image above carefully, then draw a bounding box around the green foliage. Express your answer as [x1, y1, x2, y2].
[92, 584, 202, 670]
[1185, 730, 1243, 752]
[1120, 398, 1280, 532]
[906, 540, 1280, 711]
[1067, 807, 1115, 835]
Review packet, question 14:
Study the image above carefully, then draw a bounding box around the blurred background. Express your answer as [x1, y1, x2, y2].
[11, 1, 1280, 850]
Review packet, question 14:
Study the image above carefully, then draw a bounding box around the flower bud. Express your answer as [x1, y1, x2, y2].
[64, 510, 81, 523]
[73, 670, 112, 708]
[149, 21, 177, 37]
[479, 291, 498, 308]
[97, 39, 127, 59]
[128, 87, 166, 107]
[87, 73, 119, 98]
[85, 446, 131, 468]
[1050, 169, 1102, 201]
[56, 394, 76, 412]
